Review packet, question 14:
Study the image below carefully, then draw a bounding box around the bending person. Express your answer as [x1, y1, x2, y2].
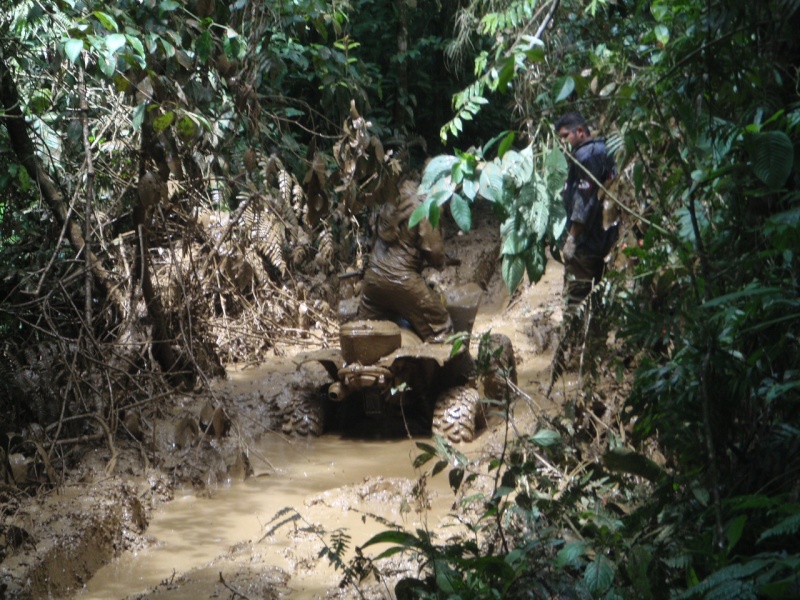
[358, 177, 453, 342]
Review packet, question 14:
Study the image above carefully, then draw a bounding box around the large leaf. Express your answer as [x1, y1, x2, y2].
[462, 177, 480, 201]
[525, 180, 550, 239]
[502, 255, 525, 294]
[449, 193, 472, 232]
[64, 39, 84, 64]
[421, 155, 458, 193]
[747, 131, 794, 189]
[556, 541, 586, 567]
[548, 197, 568, 241]
[584, 555, 615, 594]
[479, 162, 504, 203]
[554, 75, 575, 103]
[105, 33, 126, 54]
[544, 147, 568, 196]
[502, 144, 534, 187]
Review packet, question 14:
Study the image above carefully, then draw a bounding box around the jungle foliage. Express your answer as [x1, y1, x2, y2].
[1, 0, 799, 598]
[348, 0, 800, 597]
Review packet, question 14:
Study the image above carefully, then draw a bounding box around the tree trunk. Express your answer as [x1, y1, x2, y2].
[0, 59, 192, 388]
[0, 59, 126, 310]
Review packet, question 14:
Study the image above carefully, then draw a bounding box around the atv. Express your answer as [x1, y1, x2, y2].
[287, 283, 517, 443]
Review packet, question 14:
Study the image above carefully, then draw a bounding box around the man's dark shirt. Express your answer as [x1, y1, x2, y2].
[563, 137, 617, 258]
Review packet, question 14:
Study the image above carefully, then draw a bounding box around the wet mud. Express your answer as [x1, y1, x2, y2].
[1, 210, 565, 600]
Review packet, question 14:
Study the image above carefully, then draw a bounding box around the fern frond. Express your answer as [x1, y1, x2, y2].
[758, 512, 800, 543]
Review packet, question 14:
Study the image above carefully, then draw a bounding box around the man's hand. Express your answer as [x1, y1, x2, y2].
[563, 234, 577, 262]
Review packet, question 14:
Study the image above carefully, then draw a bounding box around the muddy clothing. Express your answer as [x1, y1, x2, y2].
[358, 180, 453, 342]
[562, 137, 617, 306]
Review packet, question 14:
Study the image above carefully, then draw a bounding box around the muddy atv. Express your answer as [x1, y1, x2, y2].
[288, 284, 516, 443]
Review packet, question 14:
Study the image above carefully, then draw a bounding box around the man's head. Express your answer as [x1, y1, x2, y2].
[555, 112, 591, 150]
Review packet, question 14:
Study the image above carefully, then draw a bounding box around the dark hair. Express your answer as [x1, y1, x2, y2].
[555, 112, 591, 135]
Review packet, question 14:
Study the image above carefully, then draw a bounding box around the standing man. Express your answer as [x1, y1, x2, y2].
[555, 112, 618, 308]
[358, 176, 453, 342]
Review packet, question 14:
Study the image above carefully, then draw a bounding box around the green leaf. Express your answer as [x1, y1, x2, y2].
[64, 39, 84, 63]
[584, 555, 614, 594]
[725, 515, 747, 554]
[654, 24, 670, 45]
[196, 30, 212, 63]
[361, 530, 422, 549]
[554, 76, 575, 103]
[478, 162, 504, 203]
[502, 255, 525, 295]
[497, 131, 516, 158]
[153, 111, 175, 133]
[93, 11, 118, 32]
[176, 115, 197, 141]
[429, 203, 441, 229]
[501, 224, 527, 255]
[556, 541, 586, 567]
[125, 34, 145, 59]
[626, 546, 653, 598]
[462, 177, 479, 201]
[747, 131, 794, 189]
[132, 102, 146, 131]
[408, 201, 431, 229]
[526, 183, 550, 238]
[496, 56, 515, 92]
[420, 155, 457, 194]
[105, 33, 126, 54]
[98, 52, 116, 77]
[758, 513, 800, 543]
[159, 0, 181, 12]
[450, 193, 472, 232]
[431, 459, 448, 477]
[448, 467, 465, 493]
[525, 248, 546, 284]
[529, 428, 560, 447]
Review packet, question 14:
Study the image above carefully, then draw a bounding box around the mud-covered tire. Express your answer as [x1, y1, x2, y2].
[432, 385, 480, 443]
[281, 391, 327, 436]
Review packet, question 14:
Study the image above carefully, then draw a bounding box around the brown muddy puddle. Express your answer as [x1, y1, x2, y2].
[78, 420, 464, 599]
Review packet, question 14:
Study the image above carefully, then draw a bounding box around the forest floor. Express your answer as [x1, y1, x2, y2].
[0, 205, 575, 599]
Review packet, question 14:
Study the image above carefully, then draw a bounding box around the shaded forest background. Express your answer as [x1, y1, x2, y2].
[1, 0, 799, 597]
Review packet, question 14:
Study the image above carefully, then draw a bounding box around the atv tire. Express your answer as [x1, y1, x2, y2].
[432, 385, 480, 443]
[281, 390, 327, 436]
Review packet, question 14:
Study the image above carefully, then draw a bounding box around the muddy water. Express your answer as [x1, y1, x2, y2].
[78, 264, 564, 599]
[78, 428, 461, 599]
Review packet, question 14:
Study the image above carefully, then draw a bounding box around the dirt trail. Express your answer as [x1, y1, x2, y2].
[1, 210, 566, 600]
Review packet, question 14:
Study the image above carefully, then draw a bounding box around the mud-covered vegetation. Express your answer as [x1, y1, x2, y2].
[1, 0, 800, 598]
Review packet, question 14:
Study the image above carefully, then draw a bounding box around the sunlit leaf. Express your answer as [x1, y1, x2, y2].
[92, 11, 118, 32]
[654, 24, 670, 45]
[462, 177, 479, 201]
[105, 33, 126, 54]
[554, 76, 575, 103]
[479, 162, 504, 203]
[497, 131, 516, 158]
[529, 428, 560, 446]
[64, 39, 84, 63]
[159, 0, 180, 12]
[153, 111, 175, 133]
